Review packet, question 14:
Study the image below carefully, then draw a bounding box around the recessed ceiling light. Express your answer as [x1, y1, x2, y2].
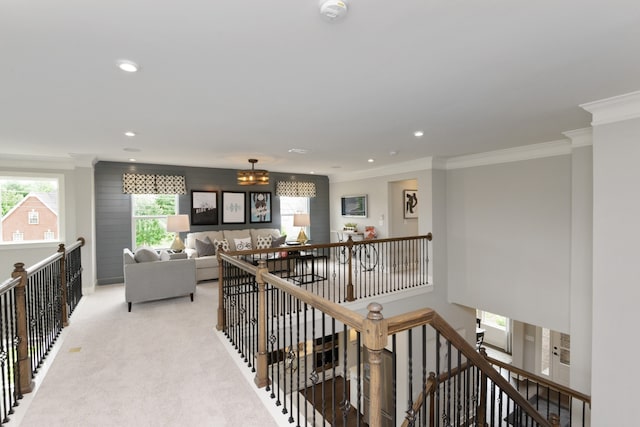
[389, 150, 398, 156]
[123, 147, 141, 152]
[124, 131, 136, 137]
[288, 148, 309, 154]
[368, 158, 375, 163]
[116, 59, 139, 73]
[309, 171, 315, 174]
[129, 158, 136, 162]
[414, 130, 424, 138]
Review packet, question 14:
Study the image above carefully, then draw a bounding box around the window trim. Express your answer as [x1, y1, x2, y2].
[130, 194, 179, 249]
[0, 172, 64, 247]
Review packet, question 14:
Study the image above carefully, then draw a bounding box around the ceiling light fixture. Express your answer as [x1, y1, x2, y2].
[320, 0, 348, 21]
[368, 158, 375, 163]
[116, 59, 139, 73]
[237, 159, 269, 186]
[124, 131, 136, 137]
[414, 130, 424, 137]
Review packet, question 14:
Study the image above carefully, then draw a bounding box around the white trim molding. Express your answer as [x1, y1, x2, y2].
[445, 139, 572, 170]
[562, 128, 593, 148]
[580, 90, 640, 126]
[329, 156, 434, 183]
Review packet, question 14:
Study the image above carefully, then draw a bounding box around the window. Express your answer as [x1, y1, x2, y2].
[44, 230, 55, 240]
[1, 175, 60, 244]
[279, 196, 309, 240]
[28, 210, 39, 224]
[131, 194, 178, 249]
[476, 310, 507, 330]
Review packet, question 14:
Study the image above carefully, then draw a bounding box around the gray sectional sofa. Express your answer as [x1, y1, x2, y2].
[185, 228, 285, 282]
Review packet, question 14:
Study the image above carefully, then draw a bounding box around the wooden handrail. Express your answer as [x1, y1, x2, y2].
[387, 307, 436, 334]
[484, 353, 592, 406]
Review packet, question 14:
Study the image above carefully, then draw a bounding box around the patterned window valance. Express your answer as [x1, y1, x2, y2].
[276, 181, 316, 198]
[122, 173, 186, 195]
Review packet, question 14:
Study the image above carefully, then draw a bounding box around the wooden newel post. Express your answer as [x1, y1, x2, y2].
[478, 347, 488, 426]
[363, 302, 388, 427]
[346, 236, 355, 302]
[254, 260, 270, 388]
[216, 247, 225, 331]
[58, 244, 69, 327]
[12, 263, 34, 394]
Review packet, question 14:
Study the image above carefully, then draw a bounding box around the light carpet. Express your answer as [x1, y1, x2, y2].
[11, 281, 280, 427]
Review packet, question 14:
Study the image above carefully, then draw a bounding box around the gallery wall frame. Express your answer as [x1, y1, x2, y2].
[249, 191, 272, 223]
[341, 194, 367, 218]
[403, 189, 418, 219]
[191, 190, 218, 225]
[222, 191, 246, 224]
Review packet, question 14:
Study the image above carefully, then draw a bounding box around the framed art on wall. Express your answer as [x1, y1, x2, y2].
[249, 191, 272, 223]
[403, 189, 418, 219]
[191, 190, 218, 225]
[341, 194, 367, 218]
[222, 191, 246, 224]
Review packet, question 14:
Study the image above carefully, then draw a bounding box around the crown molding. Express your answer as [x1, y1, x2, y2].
[580, 90, 640, 126]
[329, 157, 433, 183]
[562, 127, 592, 148]
[445, 140, 572, 170]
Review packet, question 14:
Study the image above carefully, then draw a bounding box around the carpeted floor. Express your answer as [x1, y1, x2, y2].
[9, 281, 280, 427]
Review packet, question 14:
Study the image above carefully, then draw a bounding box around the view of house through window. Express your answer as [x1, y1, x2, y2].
[279, 196, 310, 240]
[131, 194, 178, 249]
[1, 176, 60, 244]
[477, 310, 508, 329]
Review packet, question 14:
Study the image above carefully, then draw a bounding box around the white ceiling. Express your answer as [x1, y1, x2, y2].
[1, 1, 639, 178]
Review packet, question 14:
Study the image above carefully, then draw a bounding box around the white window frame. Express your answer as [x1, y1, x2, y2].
[12, 231, 24, 241]
[131, 194, 179, 249]
[0, 172, 63, 247]
[279, 196, 310, 240]
[28, 210, 39, 225]
[44, 230, 55, 240]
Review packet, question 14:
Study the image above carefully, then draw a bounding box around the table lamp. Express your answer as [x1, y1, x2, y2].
[166, 214, 190, 251]
[293, 213, 310, 244]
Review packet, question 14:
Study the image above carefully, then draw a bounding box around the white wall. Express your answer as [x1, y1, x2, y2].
[590, 116, 640, 425]
[446, 156, 572, 333]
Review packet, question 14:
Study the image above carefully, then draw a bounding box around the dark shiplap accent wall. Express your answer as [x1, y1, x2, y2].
[95, 161, 330, 285]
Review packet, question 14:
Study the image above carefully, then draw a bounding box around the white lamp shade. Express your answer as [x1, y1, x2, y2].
[293, 213, 310, 227]
[166, 214, 190, 233]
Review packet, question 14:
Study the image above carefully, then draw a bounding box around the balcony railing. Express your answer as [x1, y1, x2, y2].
[0, 238, 85, 424]
[216, 234, 586, 426]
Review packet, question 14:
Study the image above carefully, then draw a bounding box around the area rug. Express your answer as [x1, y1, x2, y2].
[504, 395, 570, 427]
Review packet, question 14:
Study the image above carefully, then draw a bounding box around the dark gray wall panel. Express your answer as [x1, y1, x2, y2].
[95, 161, 329, 284]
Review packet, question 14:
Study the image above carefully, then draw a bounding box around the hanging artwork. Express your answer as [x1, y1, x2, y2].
[403, 189, 418, 219]
[191, 191, 218, 225]
[249, 192, 272, 223]
[222, 191, 246, 224]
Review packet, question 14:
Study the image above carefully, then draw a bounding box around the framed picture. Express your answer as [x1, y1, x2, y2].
[191, 191, 218, 225]
[403, 189, 418, 219]
[249, 191, 272, 223]
[222, 191, 246, 224]
[341, 194, 367, 218]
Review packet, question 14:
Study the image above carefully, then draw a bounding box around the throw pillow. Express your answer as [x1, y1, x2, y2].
[256, 235, 272, 249]
[134, 247, 160, 263]
[234, 237, 253, 251]
[195, 237, 216, 257]
[213, 238, 230, 252]
[271, 235, 287, 248]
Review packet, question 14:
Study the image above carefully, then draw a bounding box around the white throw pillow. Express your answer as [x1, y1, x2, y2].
[134, 247, 160, 263]
[234, 237, 253, 251]
[256, 235, 272, 249]
[213, 238, 230, 252]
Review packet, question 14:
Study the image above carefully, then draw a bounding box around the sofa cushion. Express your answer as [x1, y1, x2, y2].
[186, 231, 224, 250]
[271, 235, 287, 247]
[195, 237, 216, 257]
[250, 228, 281, 249]
[213, 238, 230, 252]
[223, 229, 251, 250]
[134, 247, 160, 263]
[256, 235, 272, 249]
[195, 255, 218, 269]
[234, 237, 253, 251]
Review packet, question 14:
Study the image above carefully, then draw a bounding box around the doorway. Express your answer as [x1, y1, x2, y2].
[539, 328, 570, 387]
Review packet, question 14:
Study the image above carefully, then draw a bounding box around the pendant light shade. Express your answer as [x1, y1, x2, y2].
[237, 159, 269, 185]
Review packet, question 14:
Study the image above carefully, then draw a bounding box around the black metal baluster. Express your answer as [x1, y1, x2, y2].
[286, 295, 293, 421]
[342, 324, 348, 427]
[311, 307, 316, 426]
[407, 329, 413, 425]
[356, 331, 361, 427]
[435, 331, 440, 427]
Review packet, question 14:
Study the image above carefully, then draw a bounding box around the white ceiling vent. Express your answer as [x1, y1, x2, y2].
[319, 0, 348, 22]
